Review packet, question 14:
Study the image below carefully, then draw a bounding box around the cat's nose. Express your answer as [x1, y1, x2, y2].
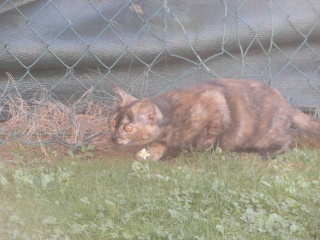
[111, 132, 118, 142]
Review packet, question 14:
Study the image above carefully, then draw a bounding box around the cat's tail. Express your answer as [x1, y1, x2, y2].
[292, 109, 320, 135]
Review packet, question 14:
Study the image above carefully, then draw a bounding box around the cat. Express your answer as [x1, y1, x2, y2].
[110, 78, 320, 161]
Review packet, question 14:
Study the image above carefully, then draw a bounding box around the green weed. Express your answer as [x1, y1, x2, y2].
[0, 148, 319, 239]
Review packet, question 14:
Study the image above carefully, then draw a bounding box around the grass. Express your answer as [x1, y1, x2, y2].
[0, 147, 320, 240]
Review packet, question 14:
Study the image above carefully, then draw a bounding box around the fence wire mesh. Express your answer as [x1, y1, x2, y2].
[0, 0, 320, 151]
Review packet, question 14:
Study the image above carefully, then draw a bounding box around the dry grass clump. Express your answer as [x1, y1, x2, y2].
[0, 73, 117, 156]
[1, 93, 113, 151]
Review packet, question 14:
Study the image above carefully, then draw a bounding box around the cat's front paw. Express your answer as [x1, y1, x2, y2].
[135, 143, 167, 161]
[135, 149, 161, 161]
[136, 148, 151, 160]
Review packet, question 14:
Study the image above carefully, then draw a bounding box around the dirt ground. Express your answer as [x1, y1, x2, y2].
[0, 136, 140, 162]
[0, 130, 319, 163]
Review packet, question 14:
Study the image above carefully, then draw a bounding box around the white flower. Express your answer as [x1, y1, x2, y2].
[138, 148, 150, 160]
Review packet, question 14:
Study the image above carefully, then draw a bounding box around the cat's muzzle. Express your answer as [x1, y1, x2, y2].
[111, 132, 130, 145]
[111, 132, 119, 143]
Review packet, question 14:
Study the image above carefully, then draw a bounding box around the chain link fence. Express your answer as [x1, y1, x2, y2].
[1, 0, 320, 150]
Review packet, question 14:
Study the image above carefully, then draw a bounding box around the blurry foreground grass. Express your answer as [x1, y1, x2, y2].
[0, 147, 319, 240]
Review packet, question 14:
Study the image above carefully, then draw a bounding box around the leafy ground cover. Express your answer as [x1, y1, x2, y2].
[0, 146, 319, 240]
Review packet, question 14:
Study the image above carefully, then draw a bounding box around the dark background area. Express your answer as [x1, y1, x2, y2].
[1, 0, 320, 111]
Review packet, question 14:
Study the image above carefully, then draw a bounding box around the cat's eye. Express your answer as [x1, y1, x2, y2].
[110, 119, 116, 127]
[124, 124, 133, 132]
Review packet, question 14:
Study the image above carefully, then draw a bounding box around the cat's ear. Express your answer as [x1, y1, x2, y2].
[113, 87, 137, 107]
[137, 98, 162, 123]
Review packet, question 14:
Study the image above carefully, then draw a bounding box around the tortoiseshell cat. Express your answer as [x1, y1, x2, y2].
[110, 78, 320, 161]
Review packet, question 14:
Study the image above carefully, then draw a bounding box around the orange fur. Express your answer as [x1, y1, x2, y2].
[110, 79, 320, 161]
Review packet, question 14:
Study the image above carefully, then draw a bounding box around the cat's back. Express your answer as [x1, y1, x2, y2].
[153, 80, 224, 107]
[154, 78, 285, 109]
[152, 78, 292, 135]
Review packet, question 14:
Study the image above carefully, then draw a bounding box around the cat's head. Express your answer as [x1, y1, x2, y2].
[110, 87, 163, 146]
